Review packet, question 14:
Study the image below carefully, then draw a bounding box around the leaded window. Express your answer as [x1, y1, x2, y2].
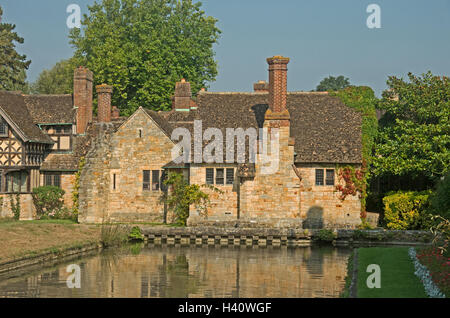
[216, 168, 224, 185]
[44, 173, 61, 188]
[206, 168, 214, 185]
[326, 169, 335, 186]
[315, 169, 324, 186]
[0, 118, 8, 137]
[152, 170, 160, 191]
[226, 168, 234, 185]
[143, 170, 151, 191]
[5, 171, 28, 193]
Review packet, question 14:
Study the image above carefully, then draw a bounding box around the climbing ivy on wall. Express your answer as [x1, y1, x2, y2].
[9, 194, 21, 220]
[331, 87, 379, 215]
[72, 156, 86, 221]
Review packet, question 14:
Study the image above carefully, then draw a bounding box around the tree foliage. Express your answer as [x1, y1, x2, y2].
[0, 6, 31, 91]
[31, 58, 75, 94]
[69, 0, 221, 116]
[316, 75, 350, 92]
[374, 72, 450, 182]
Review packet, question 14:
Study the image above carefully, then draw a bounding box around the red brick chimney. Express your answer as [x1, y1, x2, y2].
[254, 80, 269, 92]
[111, 106, 120, 120]
[96, 84, 113, 123]
[173, 79, 191, 111]
[74, 67, 93, 134]
[267, 56, 290, 113]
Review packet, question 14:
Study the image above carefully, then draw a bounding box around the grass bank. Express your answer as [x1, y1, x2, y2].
[0, 219, 101, 263]
[356, 247, 427, 298]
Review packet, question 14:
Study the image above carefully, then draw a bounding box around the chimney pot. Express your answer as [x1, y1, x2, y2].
[111, 106, 120, 120]
[253, 80, 269, 92]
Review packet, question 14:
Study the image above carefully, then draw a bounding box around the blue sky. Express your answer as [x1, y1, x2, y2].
[2, 0, 450, 96]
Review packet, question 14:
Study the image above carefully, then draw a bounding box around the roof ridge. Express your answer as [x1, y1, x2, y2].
[23, 94, 73, 97]
[197, 91, 330, 95]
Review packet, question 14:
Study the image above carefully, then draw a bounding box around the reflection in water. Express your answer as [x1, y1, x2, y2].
[0, 245, 351, 298]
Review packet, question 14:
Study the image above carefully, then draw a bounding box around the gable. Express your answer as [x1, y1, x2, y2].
[116, 107, 175, 145]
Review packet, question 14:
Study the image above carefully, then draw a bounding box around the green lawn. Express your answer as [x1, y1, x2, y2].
[357, 247, 427, 298]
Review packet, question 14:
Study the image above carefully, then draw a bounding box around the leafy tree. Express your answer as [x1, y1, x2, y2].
[69, 0, 221, 116]
[0, 6, 31, 91]
[374, 72, 450, 185]
[316, 75, 350, 92]
[31, 58, 75, 94]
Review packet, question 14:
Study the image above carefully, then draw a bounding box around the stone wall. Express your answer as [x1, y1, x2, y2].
[188, 164, 238, 222]
[78, 109, 175, 223]
[188, 127, 362, 229]
[297, 164, 362, 229]
[0, 194, 35, 220]
[239, 125, 301, 222]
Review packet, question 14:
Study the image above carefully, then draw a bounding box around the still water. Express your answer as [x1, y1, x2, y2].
[0, 245, 351, 298]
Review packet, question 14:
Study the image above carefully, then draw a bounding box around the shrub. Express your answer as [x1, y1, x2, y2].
[429, 174, 450, 219]
[315, 229, 336, 242]
[31, 186, 66, 219]
[382, 190, 432, 230]
[128, 226, 144, 241]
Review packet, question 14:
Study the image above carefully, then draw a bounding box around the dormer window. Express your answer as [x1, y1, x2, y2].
[0, 118, 8, 137]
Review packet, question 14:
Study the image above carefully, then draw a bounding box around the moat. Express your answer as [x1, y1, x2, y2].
[0, 245, 351, 298]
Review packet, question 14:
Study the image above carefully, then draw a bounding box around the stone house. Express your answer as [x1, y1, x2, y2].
[0, 67, 117, 219]
[77, 56, 364, 229]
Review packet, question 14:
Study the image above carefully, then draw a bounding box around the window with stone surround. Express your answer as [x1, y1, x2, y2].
[152, 170, 160, 191]
[315, 169, 324, 186]
[326, 169, 335, 186]
[143, 170, 151, 190]
[206, 168, 214, 185]
[206, 168, 234, 185]
[215, 168, 224, 185]
[226, 168, 234, 185]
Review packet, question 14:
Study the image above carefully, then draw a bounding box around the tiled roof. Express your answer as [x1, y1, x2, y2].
[159, 91, 362, 164]
[0, 91, 53, 144]
[23, 94, 75, 124]
[40, 153, 79, 171]
[144, 108, 176, 138]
